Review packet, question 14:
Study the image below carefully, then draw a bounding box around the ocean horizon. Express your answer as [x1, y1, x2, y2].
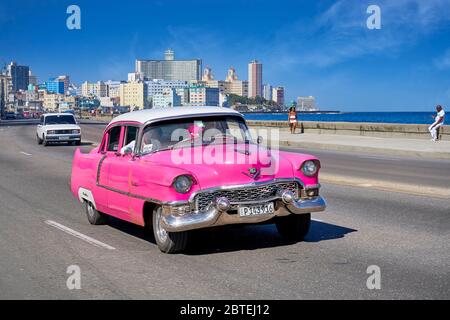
[242, 111, 441, 125]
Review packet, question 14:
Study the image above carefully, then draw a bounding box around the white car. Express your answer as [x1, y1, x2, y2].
[36, 113, 81, 146]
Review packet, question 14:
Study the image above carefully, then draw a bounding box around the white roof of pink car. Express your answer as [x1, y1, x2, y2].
[110, 106, 242, 125]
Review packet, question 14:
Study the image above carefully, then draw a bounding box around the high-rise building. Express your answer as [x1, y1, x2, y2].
[272, 86, 285, 106]
[57, 75, 70, 94]
[136, 50, 202, 81]
[28, 70, 38, 86]
[81, 81, 107, 97]
[7, 62, 29, 92]
[45, 78, 65, 94]
[263, 84, 272, 101]
[188, 86, 219, 106]
[0, 74, 11, 117]
[104, 80, 124, 98]
[152, 88, 182, 109]
[297, 96, 317, 111]
[248, 60, 262, 98]
[119, 82, 147, 110]
[145, 79, 189, 99]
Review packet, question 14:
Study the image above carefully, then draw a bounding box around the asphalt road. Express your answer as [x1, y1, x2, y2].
[0, 124, 449, 299]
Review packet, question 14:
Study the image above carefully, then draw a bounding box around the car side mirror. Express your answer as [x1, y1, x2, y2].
[121, 147, 133, 156]
[257, 136, 263, 144]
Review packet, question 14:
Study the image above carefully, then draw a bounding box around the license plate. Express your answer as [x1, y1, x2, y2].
[238, 203, 274, 217]
[58, 136, 66, 140]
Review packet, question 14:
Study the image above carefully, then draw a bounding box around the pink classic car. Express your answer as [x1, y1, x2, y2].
[70, 107, 326, 253]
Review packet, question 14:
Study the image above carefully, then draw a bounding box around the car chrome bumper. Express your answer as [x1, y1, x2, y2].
[46, 134, 81, 141]
[161, 196, 326, 232]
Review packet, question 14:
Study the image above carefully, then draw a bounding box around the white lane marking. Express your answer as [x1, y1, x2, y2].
[44, 220, 116, 250]
[20, 151, 32, 156]
[358, 183, 373, 187]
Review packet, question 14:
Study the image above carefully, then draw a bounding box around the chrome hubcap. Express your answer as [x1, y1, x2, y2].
[155, 209, 168, 242]
[87, 203, 94, 217]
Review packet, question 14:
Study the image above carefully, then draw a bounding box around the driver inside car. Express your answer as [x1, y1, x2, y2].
[120, 127, 162, 155]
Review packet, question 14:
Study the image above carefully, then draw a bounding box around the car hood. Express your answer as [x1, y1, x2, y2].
[142, 143, 297, 189]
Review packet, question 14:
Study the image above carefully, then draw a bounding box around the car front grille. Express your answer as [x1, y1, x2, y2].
[54, 130, 73, 134]
[194, 181, 300, 212]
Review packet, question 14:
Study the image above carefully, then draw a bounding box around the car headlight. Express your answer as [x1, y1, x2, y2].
[301, 160, 318, 177]
[47, 130, 56, 134]
[72, 129, 80, 134]
[173, 175, 194, 194]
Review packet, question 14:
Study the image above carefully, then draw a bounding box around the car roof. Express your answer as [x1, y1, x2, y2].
[109, 106, 242, 125]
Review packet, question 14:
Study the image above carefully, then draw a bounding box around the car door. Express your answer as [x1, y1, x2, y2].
[96, 125, 128, 218]
[107, 125, 141, 217]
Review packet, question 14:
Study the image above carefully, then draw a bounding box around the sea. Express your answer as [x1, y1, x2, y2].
[242, 112, 439, 125]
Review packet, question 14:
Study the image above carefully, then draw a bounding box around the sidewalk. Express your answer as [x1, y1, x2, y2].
[252, 127, 450, 160]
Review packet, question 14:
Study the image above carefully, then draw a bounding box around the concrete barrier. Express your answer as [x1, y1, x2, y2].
[246, 120, 450, 141]
[81, 116, 449, 141]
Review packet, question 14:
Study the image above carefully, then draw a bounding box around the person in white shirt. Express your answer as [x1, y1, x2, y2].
[120, 127, 162, 154]
[428, 105, 445, 141]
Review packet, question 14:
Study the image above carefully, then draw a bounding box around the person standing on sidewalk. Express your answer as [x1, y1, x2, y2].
[428, 105, 445, 141]
[288, 106, 298, 134]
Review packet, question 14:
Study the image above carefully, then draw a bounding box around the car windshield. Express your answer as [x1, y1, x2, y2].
[140, 115, 253, 154]
[45, 115, 76, 125]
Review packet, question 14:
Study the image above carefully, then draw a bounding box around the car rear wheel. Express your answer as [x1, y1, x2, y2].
[152, 206, 188, 253]
[275, 213, 311, 241]
[85, 201, 107, 225]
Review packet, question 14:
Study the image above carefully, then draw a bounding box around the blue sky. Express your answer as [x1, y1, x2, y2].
[1, 0, 450, 111]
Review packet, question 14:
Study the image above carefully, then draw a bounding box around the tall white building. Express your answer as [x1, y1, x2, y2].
[248, 60, 262, 98]
[136, 50, 202, 81]
[272, 86, 285, 106]
[263, 84, 272, 101]
[145, 79, 189, 99]
[81, 81, 107, 97]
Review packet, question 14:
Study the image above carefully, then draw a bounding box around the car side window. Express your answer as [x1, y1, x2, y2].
[124, 126, 139, 147]
[107, 126, 122, 152]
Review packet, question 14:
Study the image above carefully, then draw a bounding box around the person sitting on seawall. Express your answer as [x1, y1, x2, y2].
[428, 105, 445, 142]
[120, 127, 162, 154]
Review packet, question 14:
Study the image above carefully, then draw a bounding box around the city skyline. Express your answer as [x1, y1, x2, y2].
[1, 0, 450, 111]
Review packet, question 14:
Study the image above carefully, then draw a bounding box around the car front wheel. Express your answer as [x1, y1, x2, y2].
[36, 134, 43, 145]
[275, 213, 311, 241]
[43, 135, 48, 146]
[152, 206, 188, 253]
